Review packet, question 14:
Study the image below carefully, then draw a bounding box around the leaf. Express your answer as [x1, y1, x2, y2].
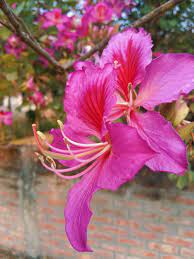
[177, 122, 194, 143]
[160, 99, 189, 127]
[176, 175, 188, 190]
[0, 27, 11, 40]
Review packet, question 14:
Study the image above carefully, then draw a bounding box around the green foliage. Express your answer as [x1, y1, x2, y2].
[126, 0, 194, 53]
[168, 166, 194, 190]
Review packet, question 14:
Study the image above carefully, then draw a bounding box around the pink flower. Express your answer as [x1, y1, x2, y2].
[105, 0, 136, 17]
[90, 2, 113, 23]
[11, 3, 17, 9]
[54, 31, 77, 51]
[26, 76, 37, 91]
[78, 2, 113, 37]
[101, 28, 194, 175]
[5, 34, 26, 58]
[29, 91, 45, 107]
[41, 8, 70, 31]
[0, 110, 12, 126]
[33, 64, 155, 252]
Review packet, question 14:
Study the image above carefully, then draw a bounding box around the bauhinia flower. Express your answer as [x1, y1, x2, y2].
[0, 110, 12, 126]
[41, 8, 70, 31]
[100, 28, 194, 175]
[5, 34, 26, 58]
[33, 64, 156, 252]
[29, 91, 45, 107]
[90, 2, 113, 23]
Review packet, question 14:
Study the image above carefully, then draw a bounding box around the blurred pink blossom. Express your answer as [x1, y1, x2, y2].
[54, 31, 77, 51]
[11, 3, 17, 9]
[91, 2, 113, 23]
[0, 110, 13, 126]
[41, 8, 71, 31]
[26, 76, 37, 91]
[5, 34, 26, 58]
[29, 91, 45, 107]
[105, 0, 136, 17]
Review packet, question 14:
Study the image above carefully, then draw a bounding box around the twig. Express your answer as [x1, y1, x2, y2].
[131, 0, 186, 27]
[64, 0, 187, 70]
[0, 0, 65, 73]
[0, 18, 14, 31]
[0, 0, 187, 72]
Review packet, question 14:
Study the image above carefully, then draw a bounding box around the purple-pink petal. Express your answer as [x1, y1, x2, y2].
[100, 28, 153, 99]
[97, 123, 156, 190]
[65, 164, 99, 252]
[64, 63, 117, 137]
[136, 54, 194, 110]
[130, 111, 188, 175]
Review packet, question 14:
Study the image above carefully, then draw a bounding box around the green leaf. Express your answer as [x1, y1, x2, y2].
[176, 175, 188, 190]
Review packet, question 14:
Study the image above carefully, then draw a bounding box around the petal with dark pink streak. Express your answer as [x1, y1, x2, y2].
[64, 63, 117, 137]
[100, 28, 153, 100]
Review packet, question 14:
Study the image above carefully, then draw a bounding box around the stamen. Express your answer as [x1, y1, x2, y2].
[41, 159, 100, 180]
[57, 120, 108, 148]
[33, 124, 108, 164]
[114, 60, 121, 69]
[37, 129, 99, 155]
[39, 144, 110, 173]
[37, 131, 46, 141]
[108, 110, 125, 121]
[66, 142, 110, 163]
[46, 156, 56, 169]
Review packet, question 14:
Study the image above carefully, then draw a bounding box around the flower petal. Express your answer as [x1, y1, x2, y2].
[130, 111, 188, 175]
[65, 164, 99, 252]
[136, 54, 194, 110]
[97, 123, 155, 190]
[100, 28, 153, 100]
[64, 63, 117, 137]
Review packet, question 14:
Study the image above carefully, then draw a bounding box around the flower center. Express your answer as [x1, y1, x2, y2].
[32, 121, 111, 180]
[108, 84, 137, 122]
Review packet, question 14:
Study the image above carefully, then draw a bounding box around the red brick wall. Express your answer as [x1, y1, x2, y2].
[0, 145, 194, 258]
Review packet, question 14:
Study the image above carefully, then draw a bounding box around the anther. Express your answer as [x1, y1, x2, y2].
[114, 60, 121, 69]
[37, 131, 46, 141]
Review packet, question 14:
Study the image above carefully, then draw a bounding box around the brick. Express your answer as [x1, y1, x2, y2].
[130, 248, 157, 257]
[164, 236, 193, 248]
[115, 254, 140, 259]
[90, 232, 113, 242]
[92, 215, 112, 224]
[101, 243, 129, 253]
[118, 238, 142, 247]
[162, 256, 181, 259]
[180, 248, 194, 257]
[182, 230, 194, 238]
[101, 225, 128, 235]
[116, 219, 140, 230]
[48, 198, 65, 206]
[134, 230, 157, 240]
[183, 209, 194, 217]
[148, 242, 176, 254]
[146, 223, 166, 233]
[175, 197, 194, 206]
